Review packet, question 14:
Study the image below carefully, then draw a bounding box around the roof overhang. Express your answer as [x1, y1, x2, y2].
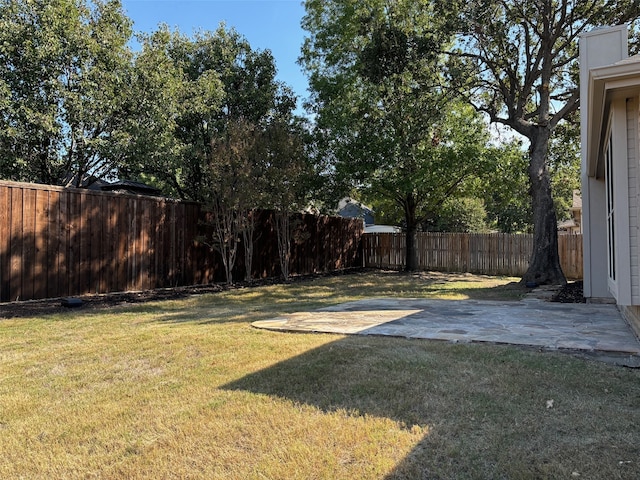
[587, 58, 640, 178]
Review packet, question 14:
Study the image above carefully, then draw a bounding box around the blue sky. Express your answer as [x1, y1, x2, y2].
[120, 0, 309, 106]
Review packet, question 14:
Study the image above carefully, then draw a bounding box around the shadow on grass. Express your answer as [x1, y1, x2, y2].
[0, 270, 526, 322]
[150, 272, 526, 324]
[219, 335, 531, 478]
[222, 335, 442, 428]
[221, 332, 640, 479]
[423, 282, 526, 301]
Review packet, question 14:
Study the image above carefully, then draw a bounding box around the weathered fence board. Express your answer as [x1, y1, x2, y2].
[557, 233, 583, 279]
[363, 232, 583, 279]
[0, 180, 363, 302]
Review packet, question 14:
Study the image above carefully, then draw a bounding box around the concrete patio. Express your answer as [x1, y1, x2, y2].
[253, 297, 640, 366]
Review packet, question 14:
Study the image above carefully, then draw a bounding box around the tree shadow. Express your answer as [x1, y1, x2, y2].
[219, 334, 512, 478]
[429, 282, 527, 301]
[220, 326, 634, 479]
[222, 335, 440, 428]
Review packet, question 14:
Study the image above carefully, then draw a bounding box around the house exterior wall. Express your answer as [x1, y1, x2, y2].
[628, 97, 640, 304]
[611, 97, 633, 305]
[581, 26, 640, 338]
[608, 96, 640, 339]
[579, 26, 628, 300]
[620, 305, 640, 340]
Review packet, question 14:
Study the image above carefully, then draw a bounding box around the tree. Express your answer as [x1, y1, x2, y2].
[121, 26, 192, 198]
[260, 117, 312, 281]
[301, 0, 494, 271]
[126, 24, 309, 283]
[0, 0, 133, 186]
[467, 139, 534, 233]
[440, 0, 640, 284]
[548, 114, 581, 222]
[124, 24, 295, 203]
[234, 94, 308, 283]
[427, 197, 489, 233]
[198, 119, 262, 284]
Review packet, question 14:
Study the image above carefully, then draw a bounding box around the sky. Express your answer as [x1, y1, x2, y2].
[120, 0, 309, 108]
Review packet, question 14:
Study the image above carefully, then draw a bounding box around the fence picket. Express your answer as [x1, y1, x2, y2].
[10, 187, 23, 301]
[22, 188, 36, 300]
[34, 190, 49, 298]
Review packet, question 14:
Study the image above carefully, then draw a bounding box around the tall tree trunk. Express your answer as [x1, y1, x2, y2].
[241, 209, 256, 282]
[274, 210, 291, 281]
[522, 127, 566, 285]
[406, 221, 419, 272]
[403, 195, 419, 272]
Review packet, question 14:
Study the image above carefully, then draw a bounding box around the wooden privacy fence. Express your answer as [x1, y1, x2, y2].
[362, 232, 583, 279]
[0, 180, 363, 302]
[1, 181, 198, 302]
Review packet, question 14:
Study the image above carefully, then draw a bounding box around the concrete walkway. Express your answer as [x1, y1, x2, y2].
[253, 297, 640, 365]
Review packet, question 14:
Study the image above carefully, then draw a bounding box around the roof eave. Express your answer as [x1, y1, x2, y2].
[587, 60, 640, 178]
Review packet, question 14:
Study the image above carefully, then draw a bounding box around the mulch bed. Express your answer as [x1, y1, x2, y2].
[0, 284, 226, 319]
[550, 281, 585, 303]
[0, 270, 586, 319]
[0, 268, 366, 319]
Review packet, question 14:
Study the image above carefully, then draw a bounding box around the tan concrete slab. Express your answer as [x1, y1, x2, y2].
[253, 298, 640, 357]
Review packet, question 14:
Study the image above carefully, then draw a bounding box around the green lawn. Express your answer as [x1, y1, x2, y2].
[0, 271, 638, 479]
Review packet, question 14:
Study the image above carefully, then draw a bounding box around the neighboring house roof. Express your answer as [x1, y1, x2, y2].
[558, 218, 578, 230]
[337, 197, 373, 212]
[85, 179, 111, 191]
[337, 198, 375, 225]
[558, 191, 582, 233]
[100, 180, 162, 197]
[614, 53, 640, 65]
[62, 173, 110, 190]
[571, 190, 582, 210]
[364, 225, 401, 233]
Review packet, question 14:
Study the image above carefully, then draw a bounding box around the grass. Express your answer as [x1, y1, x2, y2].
[0, 271, 638, 479]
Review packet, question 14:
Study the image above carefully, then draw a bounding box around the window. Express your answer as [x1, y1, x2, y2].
[605, 132, 616, 281]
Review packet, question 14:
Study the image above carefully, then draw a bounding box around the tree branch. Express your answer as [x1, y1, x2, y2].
[550, 88, 579, 129]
